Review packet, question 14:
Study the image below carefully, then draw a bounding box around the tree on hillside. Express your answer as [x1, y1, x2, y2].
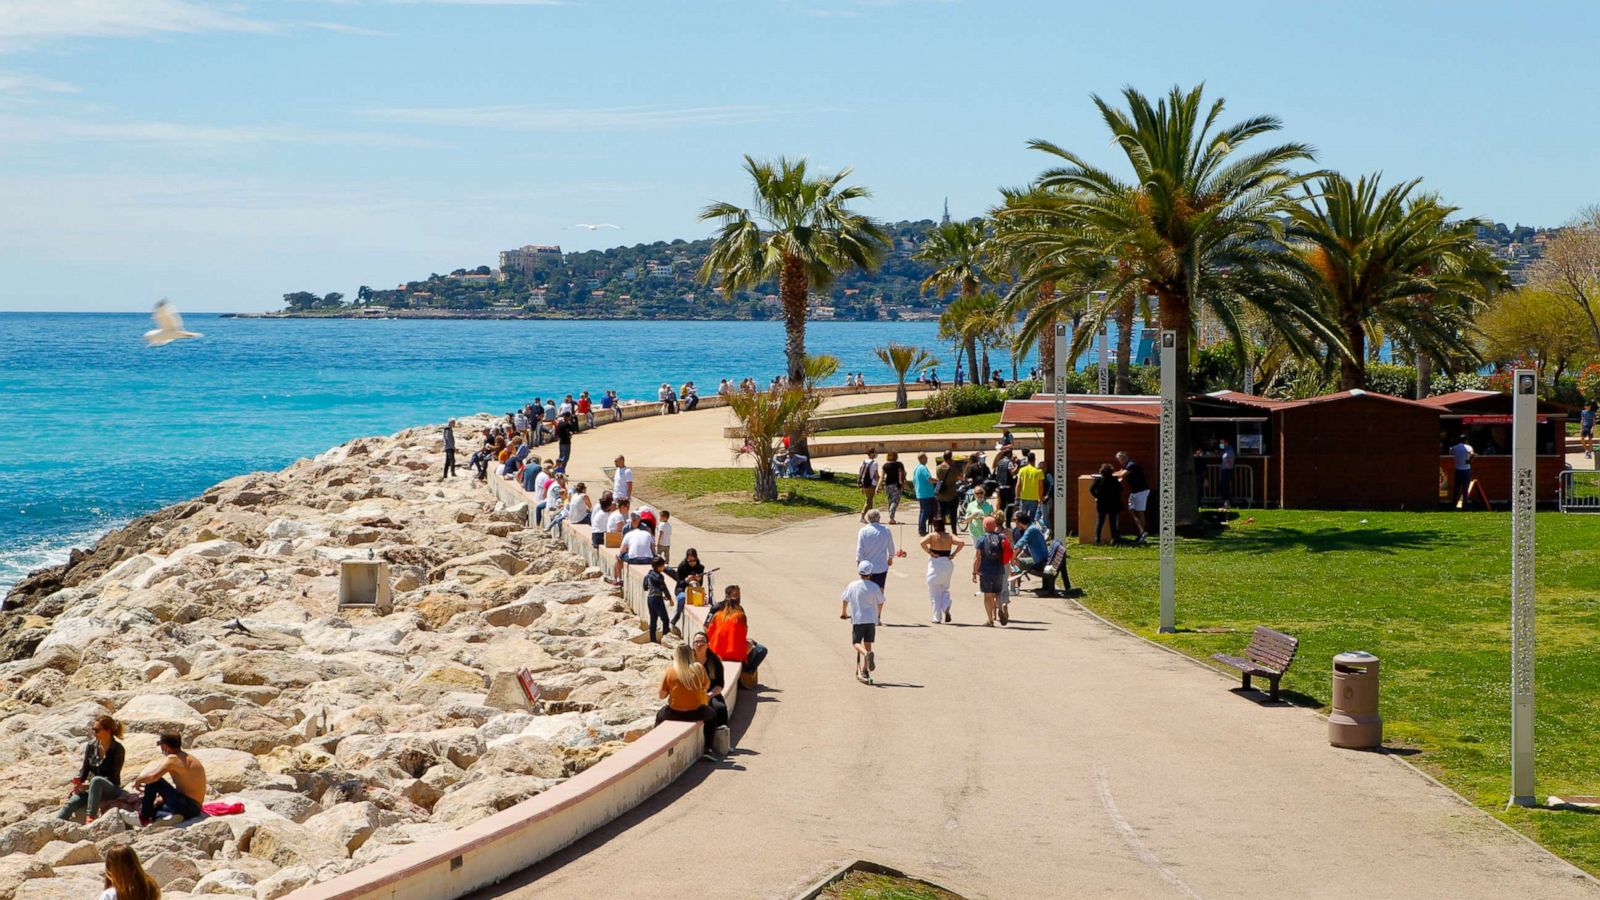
[916, 219, 993, 377]
[282, 291, 320, 311]
[1527, 207, 1600, 354]
[698, 156, 890, 382]
[727, 387, 824, 501]
[1269, 173, 1499, 390]
[874, 343, 938, 409]
[1018, 84, 1331, 527]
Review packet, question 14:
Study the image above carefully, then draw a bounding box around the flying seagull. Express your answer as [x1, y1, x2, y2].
[565, 223, 623, 231]
[144, 299, 202, 346]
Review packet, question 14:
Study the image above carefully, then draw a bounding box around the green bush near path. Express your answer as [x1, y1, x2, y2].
[1070, 508, 1600, 874]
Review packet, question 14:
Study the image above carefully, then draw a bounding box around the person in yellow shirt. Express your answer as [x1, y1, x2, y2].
[1014, 452, 1044, 521]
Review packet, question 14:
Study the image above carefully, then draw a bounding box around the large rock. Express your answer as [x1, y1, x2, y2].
[244, 819, 342, 869]
[115, 693, 209, 739]
[428, 775, 555, 827]
[253, 864, 316, 899]
[0, 859, 54, 900]
[193, 867, 258, 896]
[302, 801, 381, 855]
[143, 850, 202, 888]
[192, 748, 287, 793]
[36, 839, 100, 867]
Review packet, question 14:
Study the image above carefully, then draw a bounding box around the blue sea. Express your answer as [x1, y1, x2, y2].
[0, 313, 962, 592]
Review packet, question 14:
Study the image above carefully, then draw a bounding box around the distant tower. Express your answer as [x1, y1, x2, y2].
[941, 198, 951, 225]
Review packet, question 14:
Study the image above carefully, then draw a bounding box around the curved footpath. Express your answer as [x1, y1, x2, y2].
[479, 395, 1596, 899]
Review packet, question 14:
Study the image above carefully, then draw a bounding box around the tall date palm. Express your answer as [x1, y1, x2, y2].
[698, 156, 890, 382]
[917, 218, 993, 379]
[1017, 84, 1330, 527]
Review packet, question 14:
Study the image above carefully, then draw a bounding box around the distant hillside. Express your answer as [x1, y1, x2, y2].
[279, 219, 948, 321]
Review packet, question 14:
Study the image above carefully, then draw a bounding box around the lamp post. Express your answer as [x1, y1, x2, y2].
[1053, 322, 1069, 540]
[1097, 327, 1110, 395]
[1509, 368, 1537, 807]
[1158, 330, 1177, 633]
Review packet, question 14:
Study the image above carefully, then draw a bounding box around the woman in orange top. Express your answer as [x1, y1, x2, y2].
[705, 590, 769, 674]
[656, 644, 719, 759]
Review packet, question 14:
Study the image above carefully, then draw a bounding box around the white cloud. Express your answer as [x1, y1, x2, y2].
[0, 113, 438, 148]
[0, 74, 79, 94]
[364, 104, 826, 132]
[0, 0, 275, 50]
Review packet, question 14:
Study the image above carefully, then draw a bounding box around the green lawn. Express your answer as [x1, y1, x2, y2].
[635, 467, 873, 533]
[1071, 508, 1600, 873]
[828, 397, 929, 414]
[820, 871, 964, 900]
[828, 410, 1040, 437]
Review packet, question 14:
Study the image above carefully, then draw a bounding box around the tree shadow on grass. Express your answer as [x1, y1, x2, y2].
[1212, 525, 1462, 555]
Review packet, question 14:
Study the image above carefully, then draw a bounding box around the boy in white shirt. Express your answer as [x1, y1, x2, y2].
[656, 510, 673, 565]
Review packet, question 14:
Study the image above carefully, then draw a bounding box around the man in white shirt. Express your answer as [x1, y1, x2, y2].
[840, 560, 886, 684]
[613, 455, 633, 502]
[854, 508, 895, 595]
[1450, 434, 1476, 509]
[610, 518, 654, 585]
[532, 461, 554, 526]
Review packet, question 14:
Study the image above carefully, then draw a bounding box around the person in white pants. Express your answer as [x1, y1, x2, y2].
[920, 517, 965, 624]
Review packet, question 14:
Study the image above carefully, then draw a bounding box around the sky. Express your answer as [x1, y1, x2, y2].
[1, 0, 1597, 312]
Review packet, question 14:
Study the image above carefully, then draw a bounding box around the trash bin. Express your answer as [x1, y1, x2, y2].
[1328, 651, 1381, 749]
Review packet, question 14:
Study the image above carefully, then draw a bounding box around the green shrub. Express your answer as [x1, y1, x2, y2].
[1365, 363, 1418, 398]
[1006, 379, 1040, 400]
[925, 385, 1007, 418]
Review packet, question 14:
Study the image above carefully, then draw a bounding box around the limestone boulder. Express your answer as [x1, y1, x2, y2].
[36, 839, 100, 867]
[114, 694, 210, 739]
[193, 867, 259, 896]
[244, 819, 342, 869]
[302, 801, 381, 855]
[252, 864, 316, 899]
[428, 774, 555, 826]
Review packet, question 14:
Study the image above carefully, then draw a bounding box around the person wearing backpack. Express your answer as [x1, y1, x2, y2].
[971, 516, 1011, 626]
[856, 448, 881, 523]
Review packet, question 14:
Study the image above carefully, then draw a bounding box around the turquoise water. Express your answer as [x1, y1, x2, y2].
[0, 314, 962, 591]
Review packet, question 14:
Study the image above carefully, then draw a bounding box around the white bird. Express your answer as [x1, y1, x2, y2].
[565, 223, 623, 231]
[144, 299, 202, 346]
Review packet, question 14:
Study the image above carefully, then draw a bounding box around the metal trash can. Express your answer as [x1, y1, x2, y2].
[1328, 651, 1382, 749]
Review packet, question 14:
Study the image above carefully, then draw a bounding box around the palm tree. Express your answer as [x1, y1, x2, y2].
[1273, 173, 1501, 390]
[699, 156, 890, 382]
[1017, 84, 1333, 527]
[803, 353, 841, 390]
[727, 387, 824, 501]
[874, 343, 938, 409]
[917, 219, 993, 378]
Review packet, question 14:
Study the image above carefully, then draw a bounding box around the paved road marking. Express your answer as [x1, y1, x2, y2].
[1095, 764, 1203, 900]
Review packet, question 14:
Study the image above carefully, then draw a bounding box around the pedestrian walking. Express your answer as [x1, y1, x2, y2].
[912, 452, 938, 536]
[935, 450, 964, 531]
[1450, 434, 1476, 509]
[881, 451, 907, 525]
[841, 560, 886, 684]
[856, 448, 881, 523]
[1090, 463, 1123, 545]
[921, 518, 964, 624]
[1015, 452, 1044, 520]
[1582, 401, 1596, 458]
[855, 509, 895, 594]
[1217, 438, 1236, 510]
[613, 454, 633, 502]
[971, 516, 1011, 626]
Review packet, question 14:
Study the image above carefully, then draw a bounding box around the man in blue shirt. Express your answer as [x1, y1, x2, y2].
[855, 509, 896, 593]
[912, 452, 938, 536]
[1011, 510, 1062, 597]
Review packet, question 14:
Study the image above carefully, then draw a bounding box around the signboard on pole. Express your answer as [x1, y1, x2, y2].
[1053, 323, 1069, 539]
[1158, 331, 1177, 633]
[1097, 327, 1110, 395]
[1509, 369, 1537, 807]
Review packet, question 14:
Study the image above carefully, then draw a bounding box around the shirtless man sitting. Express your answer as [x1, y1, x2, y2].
[133, 733, 207, 826]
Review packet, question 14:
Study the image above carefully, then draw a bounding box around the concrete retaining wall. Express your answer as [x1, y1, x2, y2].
[290, 475, 736, 900]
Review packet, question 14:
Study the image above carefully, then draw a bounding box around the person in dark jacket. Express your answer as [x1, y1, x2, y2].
[1090, 463, 1123, 545]
[669, 548, 707, 628]
[58, 715, 126, 823]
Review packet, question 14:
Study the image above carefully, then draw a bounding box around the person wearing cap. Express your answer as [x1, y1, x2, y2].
[971, 515, 1011, 626]
[840, 560, 886, 684]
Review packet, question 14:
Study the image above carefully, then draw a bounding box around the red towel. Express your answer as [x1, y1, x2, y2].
[201, 802, 245, 816]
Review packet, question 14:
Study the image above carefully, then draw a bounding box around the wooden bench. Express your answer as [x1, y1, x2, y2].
[1211, 626, 1299, 701]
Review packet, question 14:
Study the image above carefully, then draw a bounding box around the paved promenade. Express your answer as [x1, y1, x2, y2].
[480, 396, 1598, 900]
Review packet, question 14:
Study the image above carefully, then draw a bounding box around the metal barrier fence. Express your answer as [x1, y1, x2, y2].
[1558, 469, 1600, 513]
[1199, 463, 1255, 508]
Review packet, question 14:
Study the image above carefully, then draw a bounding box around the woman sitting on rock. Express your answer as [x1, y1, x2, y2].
[58, 714, 125, 825]
[706, 591, 769, 679]
[656, 643, 719, 760]
[99, 845, 159, 900]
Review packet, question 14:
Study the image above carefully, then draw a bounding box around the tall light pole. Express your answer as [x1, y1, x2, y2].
[1053, 322, 1069, 539]
[1509, 369, 1537, 807]
[1158, 330, 1177, 633]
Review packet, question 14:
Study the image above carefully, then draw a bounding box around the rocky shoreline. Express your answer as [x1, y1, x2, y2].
[0, 417, 662, 899]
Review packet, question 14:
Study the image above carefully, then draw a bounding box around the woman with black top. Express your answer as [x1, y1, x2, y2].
[920, 518, 965, 624]
[1090, 463, 1123, 545]
[58, 714, 125, 824]
[691, 630, 730, 735]
[670, 548, 707, 628]
[881, 452, 907, 525]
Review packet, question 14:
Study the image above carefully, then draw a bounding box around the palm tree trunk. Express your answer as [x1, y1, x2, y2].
[895, 374, 908, 409]
[1415, 349, 1433, 399]
[780, 254, 809, 383]
[964, 338, 979, 385]
[753, 457, 778, 502]
[980, 345, 990, 382]
[1339, 314, 1367, 391]
[1039, 282, 1057, 392]
[1114, 296, 1134, 394]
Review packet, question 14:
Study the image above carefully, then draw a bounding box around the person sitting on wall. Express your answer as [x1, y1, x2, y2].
[706, 589, 768, 677]
[655, 644, 721, 761]
[1010, 510, 1064, 597]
